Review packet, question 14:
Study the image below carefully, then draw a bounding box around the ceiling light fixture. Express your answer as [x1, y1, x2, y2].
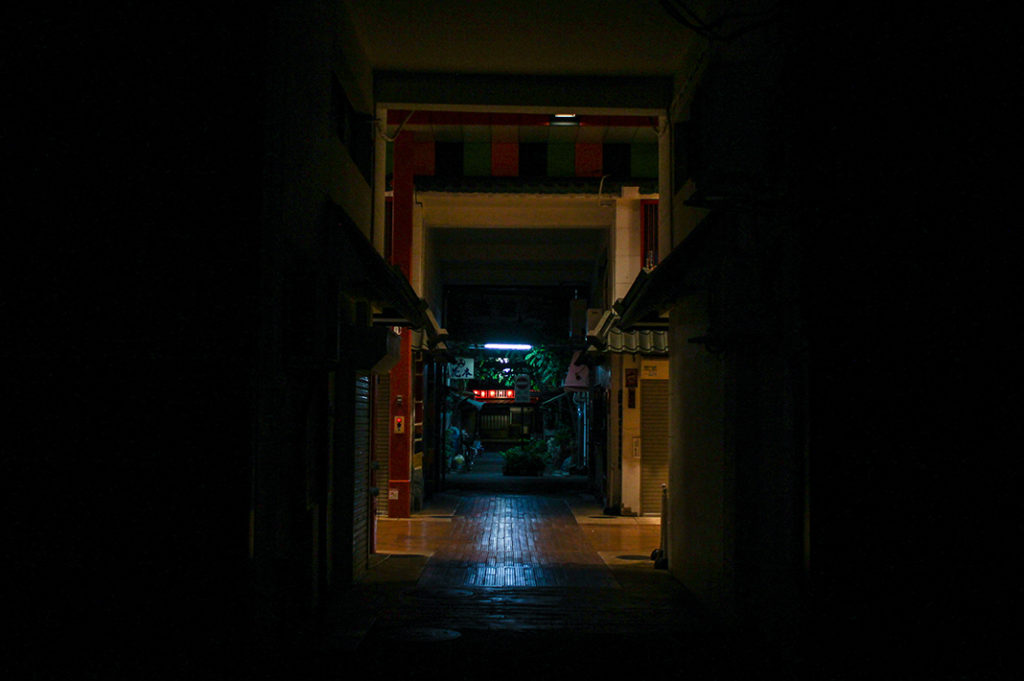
[550, 113, 579, 127]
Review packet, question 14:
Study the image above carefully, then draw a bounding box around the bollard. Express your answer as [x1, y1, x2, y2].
[652, 483, 668, 569]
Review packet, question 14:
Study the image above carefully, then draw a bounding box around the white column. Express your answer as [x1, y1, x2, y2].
[613, 193, 642, 301]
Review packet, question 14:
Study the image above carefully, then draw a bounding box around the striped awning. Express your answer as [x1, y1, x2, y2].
[604, 328, 669, 354]
[584, 307, 668, 356]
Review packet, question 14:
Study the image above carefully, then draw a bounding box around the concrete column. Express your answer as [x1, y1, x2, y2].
[387, 131, 414, 517]
[607, 355, 623, 511]
[613, 194, 642, 301]
[373, 105, 387, 255]
[391, 131, 413, 279]
[412, 199, 424, 296]
[668, 292, 734, 623]
[658, 114, 672, 255]
[620, 355, 642, 515]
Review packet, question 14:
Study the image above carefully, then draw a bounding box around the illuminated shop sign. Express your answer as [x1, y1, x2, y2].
[471, 389, 514, 399]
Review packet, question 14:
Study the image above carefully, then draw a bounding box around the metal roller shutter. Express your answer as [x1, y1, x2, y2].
[640, 379, 669, 515]
[373, 375, 390, 517]
[480, 412, 510, 438]
[353, 372, 371, 580]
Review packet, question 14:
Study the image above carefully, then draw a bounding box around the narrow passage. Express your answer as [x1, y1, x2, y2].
[340, 492, 733, 681]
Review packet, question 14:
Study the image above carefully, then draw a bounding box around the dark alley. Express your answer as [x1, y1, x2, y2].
[12, 1, 1008, 680]
[262, 475, 739, 680]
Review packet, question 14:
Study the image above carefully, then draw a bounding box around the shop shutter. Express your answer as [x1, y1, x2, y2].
[353, 372, 371, 580]
[640, 379, 669, 515]
[373, 375, 391, 517]
[480, 411, 511, 438]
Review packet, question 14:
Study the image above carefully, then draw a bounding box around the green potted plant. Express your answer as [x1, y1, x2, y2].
[501, 440, 546, 476]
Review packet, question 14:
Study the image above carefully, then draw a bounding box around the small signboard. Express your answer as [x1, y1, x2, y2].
[514, 373, 531, 403]
[450, 357, 475, 379]
[564, 351, 590, 391]
[642, 363, 665, 379]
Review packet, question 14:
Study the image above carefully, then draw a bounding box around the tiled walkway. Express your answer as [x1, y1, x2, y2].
[417, 494, 618, 588]
[282, 481, 809, 680]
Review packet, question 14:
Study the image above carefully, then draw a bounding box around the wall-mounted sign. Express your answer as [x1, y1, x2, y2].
[563, 351, 589, 391]
[641, 362, 668, 379]
[388, 488, 399, 500]
[473, 389, 513, 399]
[514, 373, 532, 403]
[449, 357, 474, 379]
[625, 368, 639, 387]
[393, 415, 405, 433]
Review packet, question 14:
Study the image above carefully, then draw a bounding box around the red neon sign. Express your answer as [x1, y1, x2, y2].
[472, 388, 517, 399]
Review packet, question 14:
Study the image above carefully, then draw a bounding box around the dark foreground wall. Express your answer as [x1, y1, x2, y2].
[12, 2, 379, 676]
[662, 3, 1006, 675]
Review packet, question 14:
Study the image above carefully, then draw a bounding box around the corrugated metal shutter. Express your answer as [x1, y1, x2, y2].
[640, 379, 669, 515]
[373, 375, 390, 517]
[353, 372, 371, 580]
[480, 412, 510, 438]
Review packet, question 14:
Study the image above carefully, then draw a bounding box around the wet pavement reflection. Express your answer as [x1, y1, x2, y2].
[301, 489, 740, 680]
[417, 494, 619, 588]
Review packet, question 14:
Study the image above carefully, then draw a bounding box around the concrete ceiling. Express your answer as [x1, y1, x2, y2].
[344, 0, 699, 77]
[398, 121, 659, 145]
[430, 226, 606, 288]
[344, 0, 683, 343]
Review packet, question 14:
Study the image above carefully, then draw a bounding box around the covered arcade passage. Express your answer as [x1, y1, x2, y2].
[22, 1, 986, 679]
[339, 486, 723, 679]
[414, 495, 620, 589]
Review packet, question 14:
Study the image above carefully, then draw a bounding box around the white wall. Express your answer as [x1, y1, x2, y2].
[618, 354, 642, 515]
[667, 292, 734, 623]
[610, 188, 659, 303]
[612, 193, 642, 302]
[609, 354, 669, 515]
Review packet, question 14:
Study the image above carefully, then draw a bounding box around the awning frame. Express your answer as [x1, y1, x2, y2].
[327, 200, 447, 350]
[613, 211, 731, 330]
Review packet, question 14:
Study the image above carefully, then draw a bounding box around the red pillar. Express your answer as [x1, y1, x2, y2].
[491, 142, 518, 176]
[388, 131, 414, 517]
[391, 131, 414, 279]
[575, 142, 603, 177]
[387, 332, 412, 517]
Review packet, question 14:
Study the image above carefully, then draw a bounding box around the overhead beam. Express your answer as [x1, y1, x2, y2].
[375, 72, 673, 111]
[386, 110, 658, 127]
[420, 194, 614, 228]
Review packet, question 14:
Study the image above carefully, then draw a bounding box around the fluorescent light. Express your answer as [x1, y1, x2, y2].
[484, 343, 532, 350]
[550, 113, 579, 127]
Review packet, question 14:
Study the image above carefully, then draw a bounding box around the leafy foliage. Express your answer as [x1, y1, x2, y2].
[523, 346, 570, 390]
[548, 425, 574, 462]
[446, 343, 570, 391]
[500, 437, 548, 476]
